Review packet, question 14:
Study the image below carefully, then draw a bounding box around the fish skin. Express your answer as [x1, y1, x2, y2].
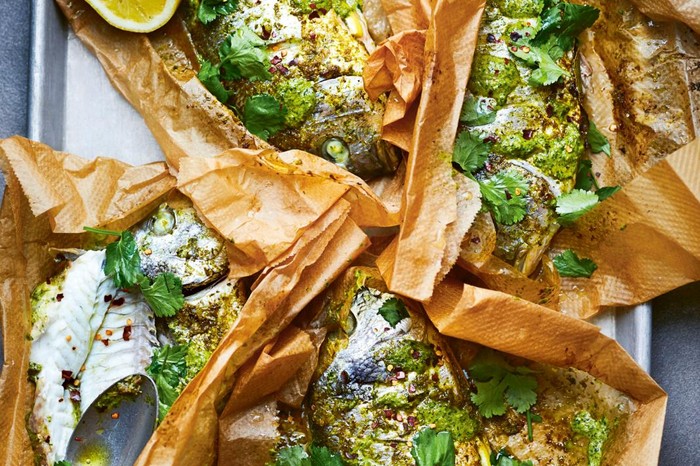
[28, 250, 118, 465]
[185, 0, 401, 180]
[460, 0, 587, 275]
[79, 290, 158, 414]
[306, 267, 482, 465]
[160, 277, 246, 384]
[132, 203, 229, 292]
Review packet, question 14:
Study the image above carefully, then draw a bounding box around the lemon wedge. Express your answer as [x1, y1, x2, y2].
[85, 0, 182, 33]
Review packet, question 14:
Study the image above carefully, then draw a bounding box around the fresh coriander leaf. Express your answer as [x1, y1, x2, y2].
[534, 3, 600, 52]
[587, 121, 611, 156]
[84, 227, 141, 288]
[309, 445, 344, 466]
[197, 0, 238, 25]
[503, 373, 538, 413]
[460, 95, 497, 126]
[479, 170, 530, 225]
[411, 428, 456, 466]
[218, 26, 272, 82]
[469, 350, 538, 419]
[527, 45, 567, 86]
[471, 378, 508, 417]
[452, 131, 492, 173]
[146, 344, 188, 421]
[552, 249, 598, 278]
[139, 272, 185, 318]
[555, 189, 599, 225]
[596, 185, 620, 201]
[198, 59, 230, 103]
[276, 445, 310, 466]
[574, 159, 598, 191]
[55, 462, 72, 466]
[243, 94, 287, 140]
[378, 297, 409, 328]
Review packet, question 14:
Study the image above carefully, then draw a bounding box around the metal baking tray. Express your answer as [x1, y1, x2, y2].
[21, 0, 652, 372]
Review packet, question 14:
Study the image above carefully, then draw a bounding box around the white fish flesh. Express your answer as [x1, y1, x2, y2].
[28, 250, 118, 465]
[79, 290, 158, 414]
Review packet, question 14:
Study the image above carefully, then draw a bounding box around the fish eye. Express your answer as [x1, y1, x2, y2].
[150, 205, 176, 236]
[321, 138, 350, 165]
[344, 311, 357, 336]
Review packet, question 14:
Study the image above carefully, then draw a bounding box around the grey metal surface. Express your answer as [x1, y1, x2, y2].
[652, 282, 700, 465]
[29, 1, 164, 163]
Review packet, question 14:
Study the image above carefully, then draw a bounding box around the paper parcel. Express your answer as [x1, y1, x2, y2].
[213, 266, 666, 465]
[370, 0, 700, 316]
[0, 136, 372, 465]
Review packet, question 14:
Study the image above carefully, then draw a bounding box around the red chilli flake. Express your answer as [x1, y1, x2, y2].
[384, 409, 393, 419]
[104, 294, 113, 302]
[102, 339, 110, 347]
[56, 293, 64, 302]
[270, 56, 282, 65]
[407, 416, 417, 427]
[123, 325, 132, 341]
[523, 129, 534, 140]
[74, 437, 83, 442]
[69, 390, 81, 402]
[112, 297, 125, 306]
[61, 370, 73, 380]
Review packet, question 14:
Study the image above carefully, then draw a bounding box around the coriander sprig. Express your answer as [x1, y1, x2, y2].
[83, 226, 185, 318]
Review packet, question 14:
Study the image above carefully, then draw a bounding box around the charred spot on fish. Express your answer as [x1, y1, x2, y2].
[321, 138, 350, 166]
[149, 205, 176, 236]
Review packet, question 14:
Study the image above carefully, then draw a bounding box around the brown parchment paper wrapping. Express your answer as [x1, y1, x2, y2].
[212, 267, 666, 465]
[0, 136, 371, 465]
[371, 0, 486, 302]
[370, 0, 700, 316]
[176, 148, 393, 277]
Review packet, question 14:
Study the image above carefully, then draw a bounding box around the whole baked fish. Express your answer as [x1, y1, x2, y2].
[281, 267, 486, 464]
[457, 0, 595, 275]
[185, 0, 401, 180]
[271, 268, 633, 466]
[28, 250, 118, 465]
[29, 201, 246, 464]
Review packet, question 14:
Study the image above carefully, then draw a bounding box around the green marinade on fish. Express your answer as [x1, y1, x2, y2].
[184, 0, 401, 180]
[457, 0, 598, 275]
[268, 267, 633, 466]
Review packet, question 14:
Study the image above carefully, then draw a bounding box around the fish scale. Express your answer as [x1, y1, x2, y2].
[28, 250, 118, 465]
[79, 290, 158, 414]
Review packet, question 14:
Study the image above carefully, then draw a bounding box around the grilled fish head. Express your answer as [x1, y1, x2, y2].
[274, 76, 401, 180]
[184, 0, 401, 180]
[307, 267, 482, 465]
[132, 202, 228, 292]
